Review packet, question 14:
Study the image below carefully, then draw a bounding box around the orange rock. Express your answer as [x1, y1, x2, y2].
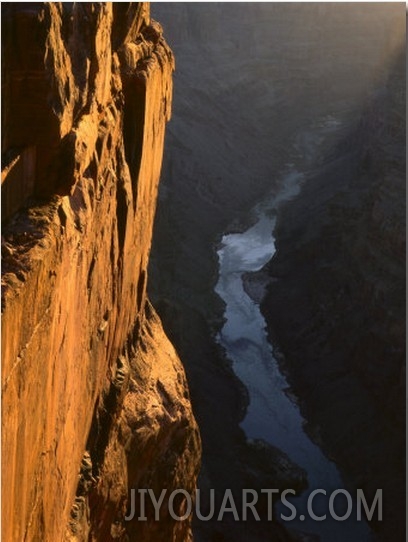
[1, 3, 200, 541]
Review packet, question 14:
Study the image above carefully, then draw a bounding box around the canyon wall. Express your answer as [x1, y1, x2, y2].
[1, 3, 200, 541]
[259, 42, 405, 541]
[149, 5, 404, 541]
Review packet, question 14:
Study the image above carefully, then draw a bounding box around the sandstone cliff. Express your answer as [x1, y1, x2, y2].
[1, 3, 200, 541]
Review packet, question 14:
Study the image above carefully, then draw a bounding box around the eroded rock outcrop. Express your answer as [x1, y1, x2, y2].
[1, 3, 200, 541]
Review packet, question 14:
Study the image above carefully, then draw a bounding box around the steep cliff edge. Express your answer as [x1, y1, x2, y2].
[1, 4, 200, 542]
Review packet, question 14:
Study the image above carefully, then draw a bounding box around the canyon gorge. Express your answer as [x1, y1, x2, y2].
[149, 4, 405, 542]
[1, 3, 405, 542]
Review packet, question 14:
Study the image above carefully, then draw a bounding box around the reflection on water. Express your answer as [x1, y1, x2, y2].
[215, 169, 372, 541]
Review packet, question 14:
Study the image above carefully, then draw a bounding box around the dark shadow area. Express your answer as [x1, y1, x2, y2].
[259, 45, 405, 541]
[148, 4, 405, 541]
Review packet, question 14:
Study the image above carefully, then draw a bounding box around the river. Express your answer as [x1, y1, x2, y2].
[215, 166, 373, 541]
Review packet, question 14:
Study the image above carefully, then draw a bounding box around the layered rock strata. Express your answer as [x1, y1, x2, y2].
[1, 3, 200, 541]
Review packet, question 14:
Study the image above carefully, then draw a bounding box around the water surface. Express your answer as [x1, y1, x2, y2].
[215, 168, 373, 541]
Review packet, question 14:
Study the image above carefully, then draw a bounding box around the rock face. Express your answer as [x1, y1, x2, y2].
[259, 43, 405, 541]
[1, 4, 200, 542]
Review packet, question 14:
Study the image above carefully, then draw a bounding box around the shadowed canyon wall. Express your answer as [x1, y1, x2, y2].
[1, 3, 200, 541]
[259, 43, 405, 541]
[149, 4, 405, 541]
